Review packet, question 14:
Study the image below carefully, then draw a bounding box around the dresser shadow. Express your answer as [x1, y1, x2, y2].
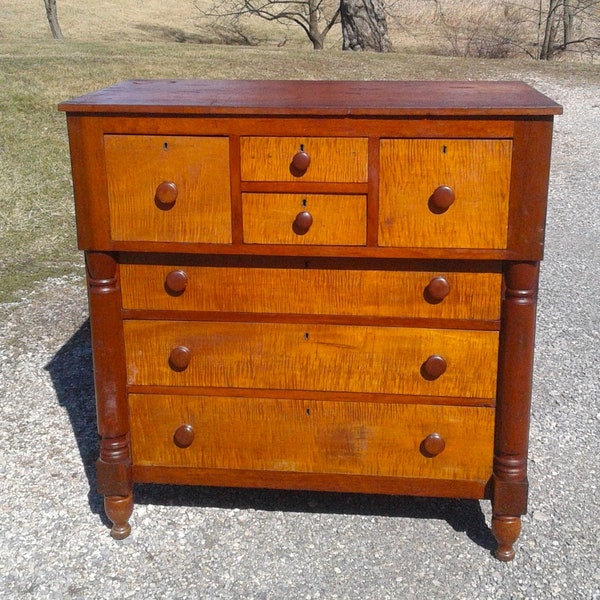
[45, 320, 495, 553]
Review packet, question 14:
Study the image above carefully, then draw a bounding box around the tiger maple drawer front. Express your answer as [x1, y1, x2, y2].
[104, 135, 231, 243]
[129, 394, 495, 481]
[378, 139, 512, 249]
[123, 321, 499, 398]
[242, 194, 367, 245]
[120, 263, 502, 321]
[240, 137, 369, 182]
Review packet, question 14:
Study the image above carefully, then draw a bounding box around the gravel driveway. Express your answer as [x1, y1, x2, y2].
[0, 74, 598, 599]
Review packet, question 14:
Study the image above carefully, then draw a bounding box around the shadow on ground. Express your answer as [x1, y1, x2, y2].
[45, 320, 496, 554]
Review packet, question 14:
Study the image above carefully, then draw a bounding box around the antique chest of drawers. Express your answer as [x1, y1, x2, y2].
[59, 80, 561, 560]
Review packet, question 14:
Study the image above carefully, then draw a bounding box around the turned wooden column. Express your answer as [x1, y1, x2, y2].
[492, 261, 539, 561]
[85, 251, 133, 539]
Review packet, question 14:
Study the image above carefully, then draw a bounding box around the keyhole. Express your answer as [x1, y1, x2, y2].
[302, 198, 307, 207]
[304, 332, 310, 341]
[442, 145, 447, 154]
[300, 143, 305, 151]
[306, 408, 311, 416]
[163, 142, 169, 150]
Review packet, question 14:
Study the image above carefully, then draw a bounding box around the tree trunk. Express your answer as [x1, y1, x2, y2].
[340, 0, 391, 52]
[44, 0, 64, 40]
[540, 0, 561, 59]
[562, 0, 575, 48]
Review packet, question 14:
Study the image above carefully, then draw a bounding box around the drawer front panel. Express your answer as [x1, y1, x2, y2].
[240, 137, 369, 182]
[104, 135, 231, 243]
[129, 394, 495, 481]
[242, 193, 367, 245]
[124, 321, 499, 398]
[379, 139, 512, 248]
[120, 264, 502, 321]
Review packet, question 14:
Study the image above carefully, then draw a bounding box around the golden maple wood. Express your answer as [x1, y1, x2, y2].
[240, 137, 369, 182]
[119, 263, 502, 321]
[241, 193, 367, 245]
[379, 139, 512, 249]
[128, 394, 495, 482]
[123, 321, 499, 398]
[104, 135, 232, 243]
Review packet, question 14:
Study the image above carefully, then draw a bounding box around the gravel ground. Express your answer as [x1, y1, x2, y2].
[1, 74, 599, 599]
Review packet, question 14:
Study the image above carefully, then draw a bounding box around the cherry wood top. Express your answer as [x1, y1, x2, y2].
[58, 79, 563, 116]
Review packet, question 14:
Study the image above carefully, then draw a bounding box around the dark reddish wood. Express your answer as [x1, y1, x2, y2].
[132, 465, 488, 498]
[492, 515, 521, 562]
[420, 433, 446, 458]
[367, 137, 380, 246]
[168, 345, 192, 371]
[154, 181, 178, 209]
[421, 355, 447, 380]
[291, 149, 311, 173]
[164, 269, 188, 295]
[491, 261, 539, 561]
[428, 185, 455, 213]
[424, 276, 451, 303]
[58, 80, 562, 116]
[173, 424, 195, 448]
[104, 494, 134, 540]
[292, 211, 313, 235]
[229, 135, 244, 245]
[507, 120, 555, 259]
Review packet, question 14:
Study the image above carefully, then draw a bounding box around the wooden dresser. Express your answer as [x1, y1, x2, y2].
[59, 80, 561, 561]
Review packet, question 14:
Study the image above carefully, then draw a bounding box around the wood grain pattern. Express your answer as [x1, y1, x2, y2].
[240, 137, 368, 182]
[119, 263, 501, 321]
[128, 394, 495, 481]
[123, 321, 499, 398]
[242, 193, 366, 245]
[379, 139, 512, 249]
[104, 135, 231, 243]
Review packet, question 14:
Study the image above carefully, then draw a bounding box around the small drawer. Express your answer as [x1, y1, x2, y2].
[379, 139, 512, 249]
[104, 135, 231, 243]
[123, 321, 499, 399]
[129, 394, 495, 482]
[242, 193, 366, 245]
[240, 137, 368, 182]
[120, 263, 502, 322]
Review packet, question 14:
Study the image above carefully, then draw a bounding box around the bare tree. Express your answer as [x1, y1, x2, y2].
[340, 0, 392, 51]
[197, 0, 340, 49]
[44, 0, 64, 40]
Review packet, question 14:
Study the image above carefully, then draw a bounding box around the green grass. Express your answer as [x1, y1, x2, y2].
[0, 38, 598, 302]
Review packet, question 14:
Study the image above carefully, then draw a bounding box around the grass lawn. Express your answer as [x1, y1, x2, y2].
[1, 1, 598, 302]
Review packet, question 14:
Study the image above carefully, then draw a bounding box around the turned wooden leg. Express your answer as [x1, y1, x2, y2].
[105, 494, 134, 540]
[492, 515, 521, 562]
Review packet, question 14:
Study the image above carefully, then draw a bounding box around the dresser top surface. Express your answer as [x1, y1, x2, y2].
[58, 79, 562, 117]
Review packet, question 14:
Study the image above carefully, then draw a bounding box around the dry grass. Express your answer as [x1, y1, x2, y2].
[0, 0, 598, 302]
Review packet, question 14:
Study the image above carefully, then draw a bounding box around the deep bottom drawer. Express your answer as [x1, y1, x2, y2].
[129, 394, 495, 482]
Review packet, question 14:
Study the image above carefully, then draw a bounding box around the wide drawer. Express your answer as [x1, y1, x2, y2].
[104, 135, 231, 243]
[123, 321, 499, 398]
[129, 394, 495, 481]
[378, 139, 512, 249]
[240, 137, 369, 182]
[242, 193, 366, 245]
[120, 263, 502, 321]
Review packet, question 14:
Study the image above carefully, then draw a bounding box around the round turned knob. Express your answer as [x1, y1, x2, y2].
[421, 354, 447, 380]
[292, 211, 313, 235]
[168, 345, 191, 371]
[155, 181, 178, 210]
[428, 185, 455, 214]
[291, 150, 311, 173]
[173, 424, 195, 448]
[425, 276, 450, 304]
[165, 270, 188, 295]
[420, 433, 446, 458]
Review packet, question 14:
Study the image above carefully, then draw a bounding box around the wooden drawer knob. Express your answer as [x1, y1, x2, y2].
[420, 433, 446, 458]
[293, 211, 313, 235]
[421, 354, 447, 380]
[424, 276, 450, 303]
[173, 424, 195, 448]
[155, 181, 178, 209]
[169, 345, 191, 371]
[428, 185, 455, 214]
[165, 270, 188, 295]
[291, 149, 311, 173]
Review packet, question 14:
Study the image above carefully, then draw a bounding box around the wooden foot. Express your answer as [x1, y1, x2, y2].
[492, 515, 521, 561]
[104, 494, 133, 540]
